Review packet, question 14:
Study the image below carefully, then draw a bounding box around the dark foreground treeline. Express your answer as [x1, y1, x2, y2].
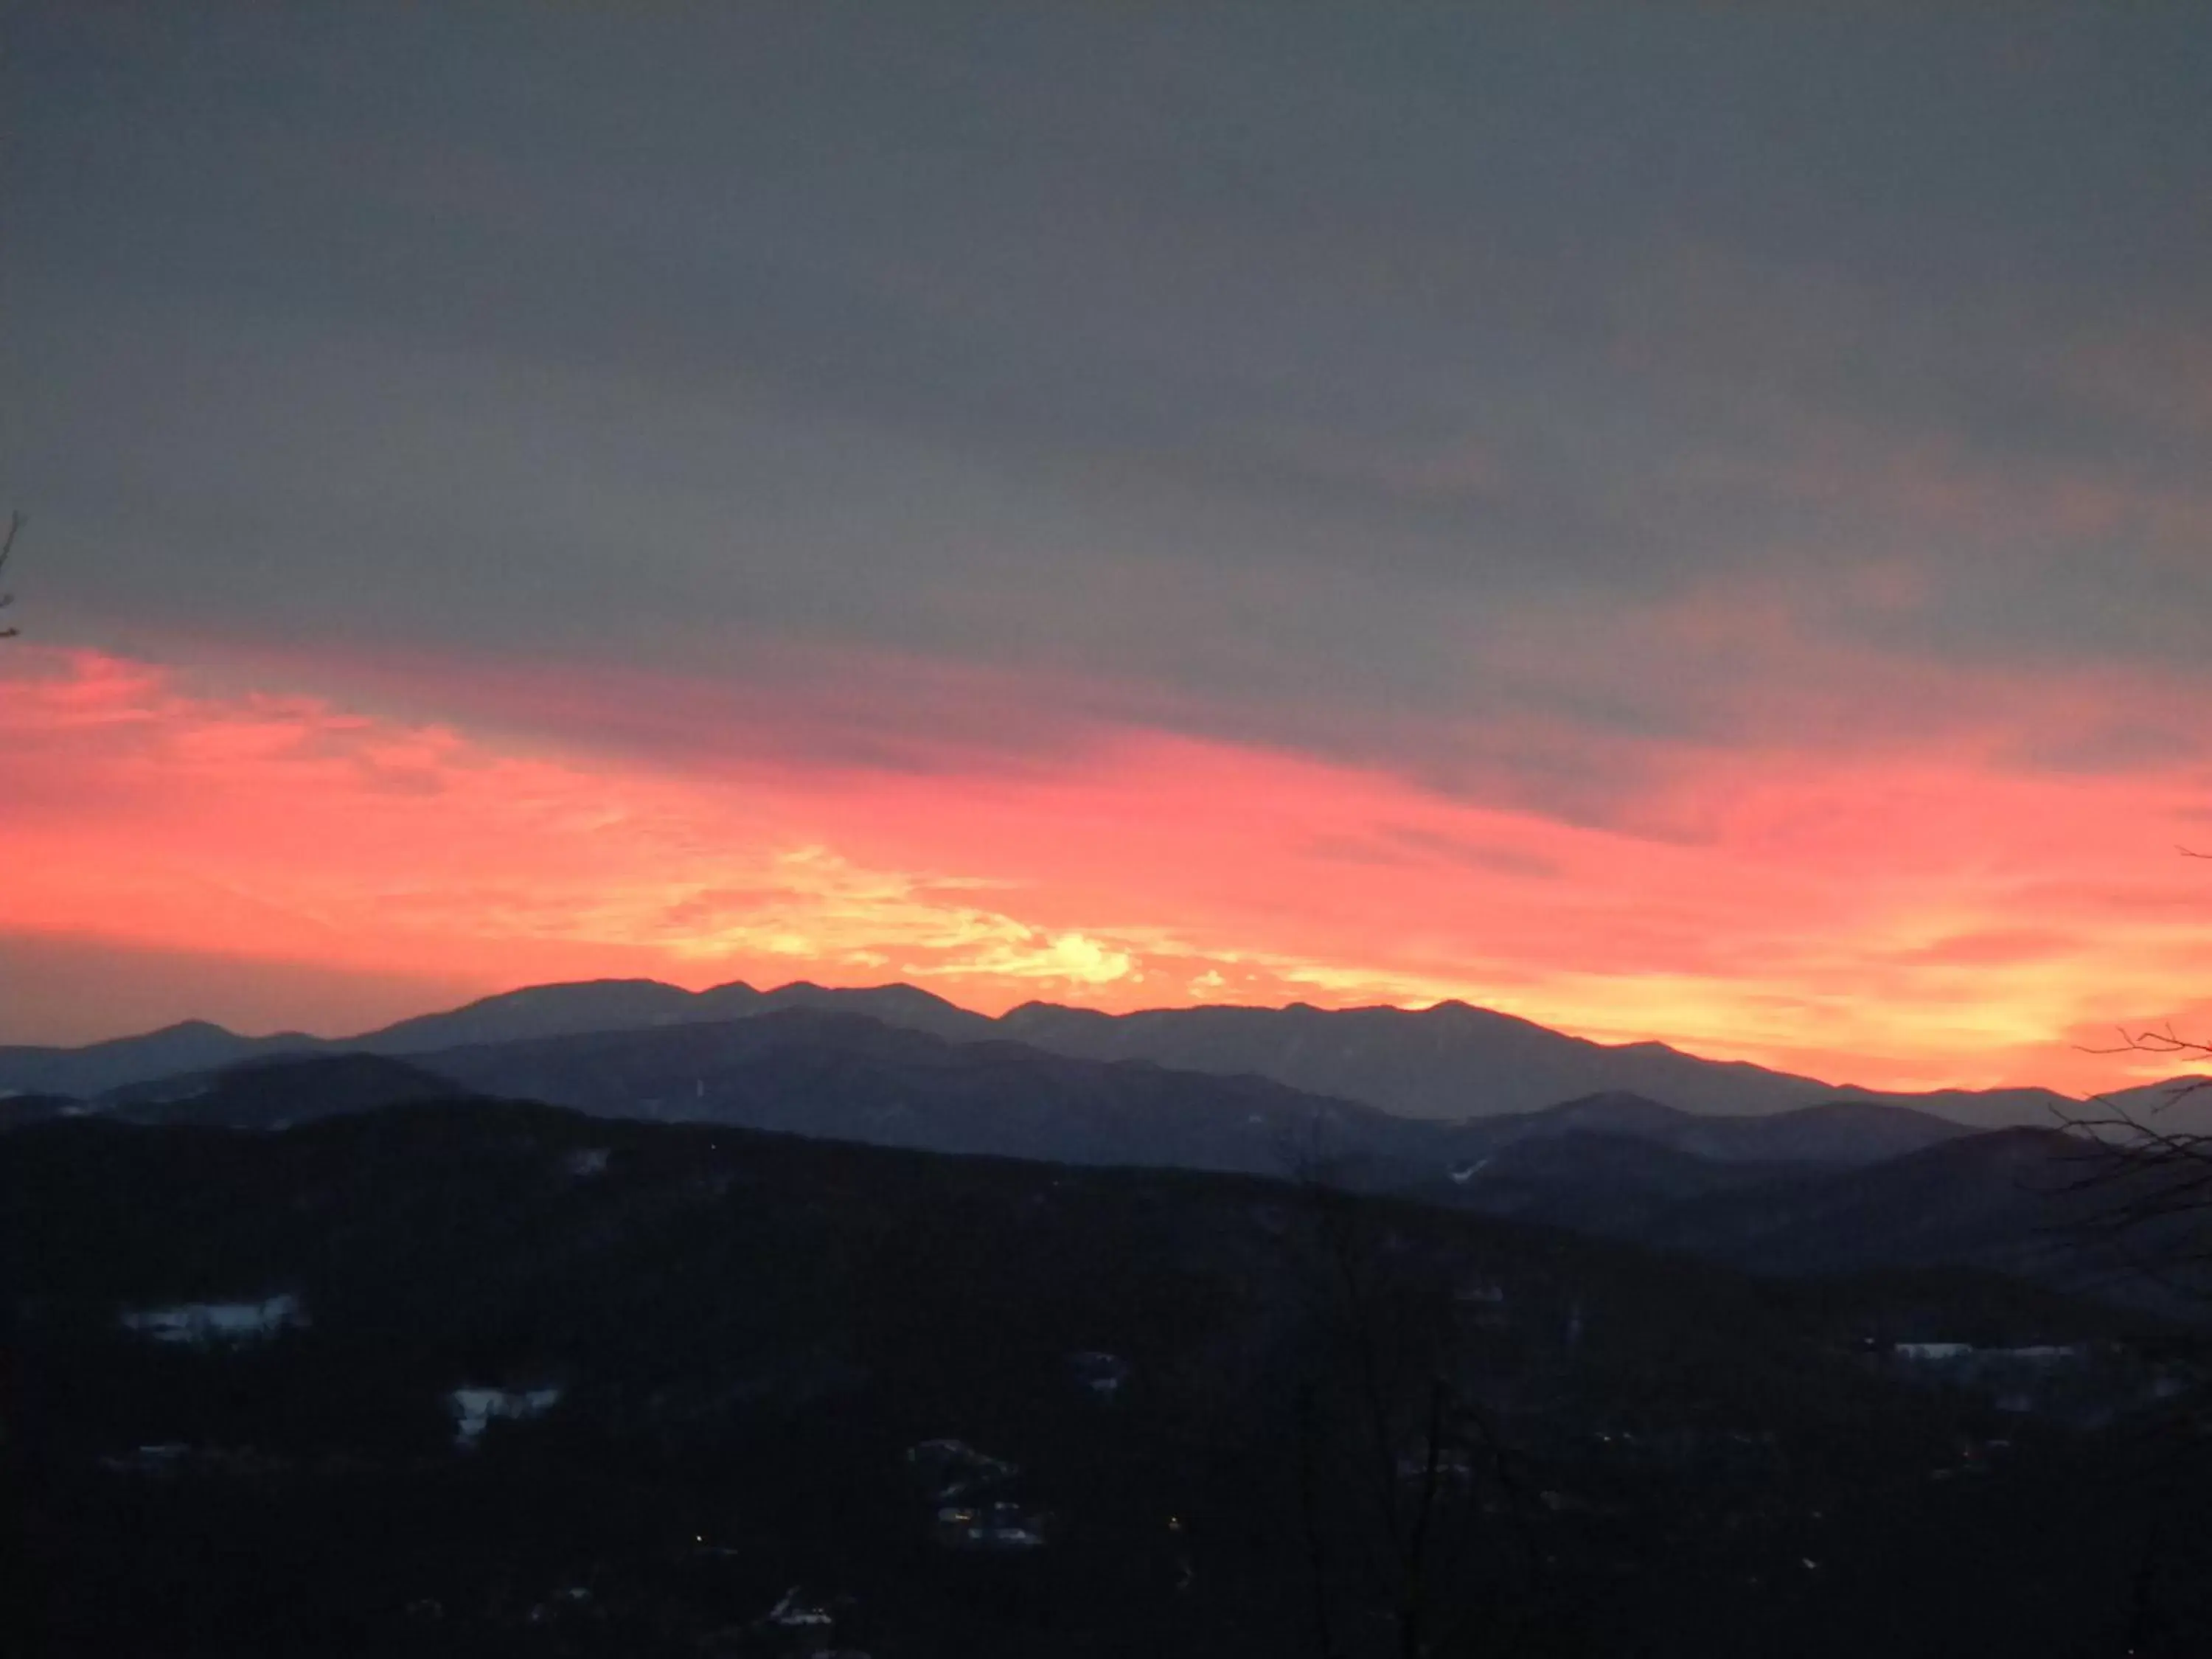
[5, 1100, 2212, 1657]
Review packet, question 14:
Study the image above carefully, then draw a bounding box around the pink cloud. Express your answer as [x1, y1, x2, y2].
[7, 640, 2212, 1096]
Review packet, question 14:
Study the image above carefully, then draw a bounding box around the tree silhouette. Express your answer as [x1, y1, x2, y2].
[0, 512, 22, 639]
[2052, 844, 2212, 1293]
[2053, 1041, 2212, 1294]
[2042, 892, 2212, 1652]
[1277, 1158, 1548, 1658]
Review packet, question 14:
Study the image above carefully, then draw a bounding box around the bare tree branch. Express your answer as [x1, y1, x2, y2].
[2042, 998, 2212, 1301]
[0, 512, 21, 639]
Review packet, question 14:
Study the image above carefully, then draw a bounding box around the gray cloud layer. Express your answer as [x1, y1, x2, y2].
[10, 4, 2212, 799]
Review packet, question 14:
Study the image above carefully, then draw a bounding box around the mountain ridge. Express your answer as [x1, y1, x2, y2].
[22, 1015, 2199, 1313]
[4, 974, 2192, 1130]
[24, 1016, 1989, 1185]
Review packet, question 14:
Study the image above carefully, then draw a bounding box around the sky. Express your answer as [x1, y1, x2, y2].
[5, 4, 2212, 1092]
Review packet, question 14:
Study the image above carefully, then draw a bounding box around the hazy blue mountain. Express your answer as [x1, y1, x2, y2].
[1413, 1129, 1806, 1237]
[91, 1019, 1998, 1189]
[354, 978, 995, 1054]
[2089, 1075, 2212, 1137]
[1679, 1099, 1984, 1163]
[65, 1015, 2208, 1312]
[1622, 1126, 2212, 1312]
[744, 980, 997, 1042]
[996, 999, 1790, 1117]
[992, 999, 2080, 1127]
[1439, 1093, 1978, 1166]
[1637, 1127, 2084, 1278]
[406, 1010, 1423, 1182]
[103, 1053, 473, 1130]
[355, 978, 703, 1053]
[13, 976, 2183, 1133]
[0, 1020, 316, 1099]
[0, 981, 997, 1099]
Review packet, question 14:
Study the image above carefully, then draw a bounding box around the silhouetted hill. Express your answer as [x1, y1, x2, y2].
[994, 1000, 2079, 1127]
[1631, 1127, 2212, 1314]
[0, 1019, 316, 1098]
[1443, 1093, 1977, 1166]
[1683, 1099, 1981, 1163]
[746, 979, 998, 1041]
[1000, 999, 1773, 1116]
[404, 1010, 1420, 1181]
[1415, 1130, 1806, 1237]
[1641, 1128, 2073, 1273]
[102, 1054, 474, 1130]
[0, 1093, 83, 1133]
[102, 1016, 1975, 1195]
[5, 978, 2124, 1129]
[355, 979, 705, 1052]
[63, 1016, 2195, 1321]
[353, 978, 998, 1056]
[6, 1101, 2199, 1658]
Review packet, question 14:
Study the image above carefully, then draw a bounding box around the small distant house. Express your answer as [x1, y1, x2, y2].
[906, 1438, 1018, 1501]
[1068, 1351, 1130, 1402]
[99, 1442, 191, 1475]
[934, 1501, 1048, 1551]
[1994, 1344, 2087, 1366]
[449, 1384, 563, 1447]
[119, 1293, 306, 1346]
[759, 1585, 835, 1631]
[1394, 1447, 1477, 1486]
[563, 1147, 611, 1178]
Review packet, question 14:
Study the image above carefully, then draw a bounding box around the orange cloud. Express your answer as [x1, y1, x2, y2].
[5, 644, 2211, 1095]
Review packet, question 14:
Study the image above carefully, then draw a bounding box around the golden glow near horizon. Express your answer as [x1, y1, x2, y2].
[13, 4, 2212, 1116]
[7, 642, 2210, 1096]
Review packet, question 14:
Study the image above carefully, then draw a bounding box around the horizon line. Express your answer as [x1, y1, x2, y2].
[13, 971, 2174, 1104]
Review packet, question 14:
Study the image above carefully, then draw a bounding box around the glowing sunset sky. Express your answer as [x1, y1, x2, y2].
[6, 6, 2212, 1093]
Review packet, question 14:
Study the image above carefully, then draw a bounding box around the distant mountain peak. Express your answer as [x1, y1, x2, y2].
[5, 977, 2107, 1134]
[1543, 1091, 1691, 1120]
[154, 1018, 239, 1037]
